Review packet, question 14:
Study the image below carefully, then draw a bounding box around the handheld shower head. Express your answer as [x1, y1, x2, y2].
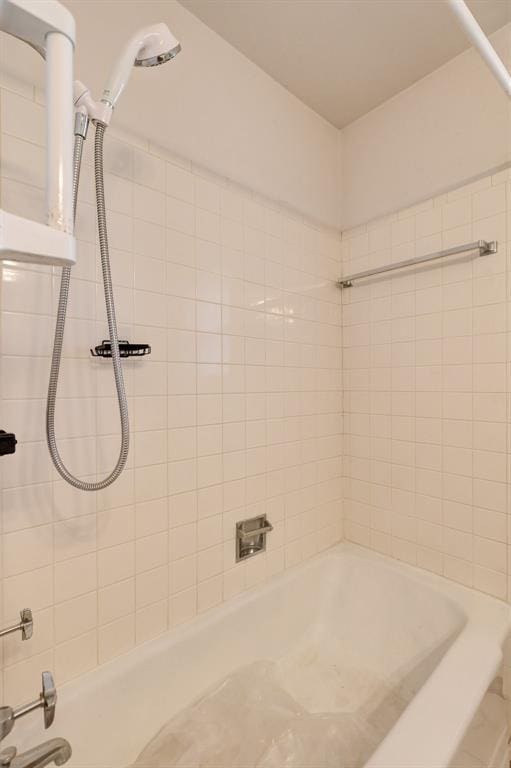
[102, 22, 181, 108]
[134, 23, 181, 67]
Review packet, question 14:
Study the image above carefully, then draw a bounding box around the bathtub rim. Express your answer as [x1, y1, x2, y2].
[63, 541, 509, 707]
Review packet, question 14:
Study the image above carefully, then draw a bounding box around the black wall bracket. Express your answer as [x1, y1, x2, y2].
[0, 431, 17, 456]
[91, 340, 151, 358]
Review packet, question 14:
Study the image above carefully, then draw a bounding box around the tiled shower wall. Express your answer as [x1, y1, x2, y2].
[1, 55, 509, 713]
[341, 170, 510, 601]
[0, 80, 343, 698]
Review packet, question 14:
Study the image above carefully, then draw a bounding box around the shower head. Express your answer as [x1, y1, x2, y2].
[102, 22, 181, 108]
[134, 23, 181, 67]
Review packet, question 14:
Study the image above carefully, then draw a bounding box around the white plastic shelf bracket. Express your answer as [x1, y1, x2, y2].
[0, 0, 76, 266]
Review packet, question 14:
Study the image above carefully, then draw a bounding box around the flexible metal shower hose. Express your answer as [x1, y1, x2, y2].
[46, 121, 129, 491]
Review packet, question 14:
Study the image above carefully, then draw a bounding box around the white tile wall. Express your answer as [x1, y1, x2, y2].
[341, 170, 510, 603]
[1, 64, 509, 717]
[0, 82, 343, 695]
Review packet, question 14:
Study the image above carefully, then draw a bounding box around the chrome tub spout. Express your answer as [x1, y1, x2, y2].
[0, 738, 71, 768]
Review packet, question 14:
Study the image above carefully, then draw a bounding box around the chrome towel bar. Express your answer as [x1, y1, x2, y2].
[338, 239, 497, 288]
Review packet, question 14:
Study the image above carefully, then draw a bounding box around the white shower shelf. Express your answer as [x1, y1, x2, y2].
[0, 209, 76, 267]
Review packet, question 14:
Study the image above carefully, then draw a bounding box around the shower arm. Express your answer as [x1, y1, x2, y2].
[446, 0, 511, 98]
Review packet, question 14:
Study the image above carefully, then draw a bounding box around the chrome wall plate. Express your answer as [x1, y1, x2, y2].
[236, 514, 273, 562]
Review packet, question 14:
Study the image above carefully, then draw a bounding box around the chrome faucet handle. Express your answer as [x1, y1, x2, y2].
[0, 610, 33, 642]
[19, 610, 33, 642]
[40, 673, 56, 729]
[6, 672, 58, 736]
[0, 709, 15, 742]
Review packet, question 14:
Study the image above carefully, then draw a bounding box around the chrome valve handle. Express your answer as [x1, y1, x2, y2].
[13, 672, 57, 729]
[0, 673, 57, 741]
[41, 673, 56, 729]
[0, 610, 33, 642]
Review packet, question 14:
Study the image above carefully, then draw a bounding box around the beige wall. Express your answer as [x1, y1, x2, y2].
[2, 1, 508, 235]
[340, 23, 511, 230]
[0, 0, 342, 230]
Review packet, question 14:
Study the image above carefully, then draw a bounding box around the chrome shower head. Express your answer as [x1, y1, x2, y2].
[135, 48, 179, 67]
[102, 22, 181, 107]
[134, 23, 181, 67]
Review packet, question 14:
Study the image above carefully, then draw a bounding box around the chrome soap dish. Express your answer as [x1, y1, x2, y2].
[236, 514, 273, 562]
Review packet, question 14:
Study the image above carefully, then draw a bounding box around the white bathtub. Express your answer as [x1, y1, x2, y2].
[11, 544, 511, 767]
